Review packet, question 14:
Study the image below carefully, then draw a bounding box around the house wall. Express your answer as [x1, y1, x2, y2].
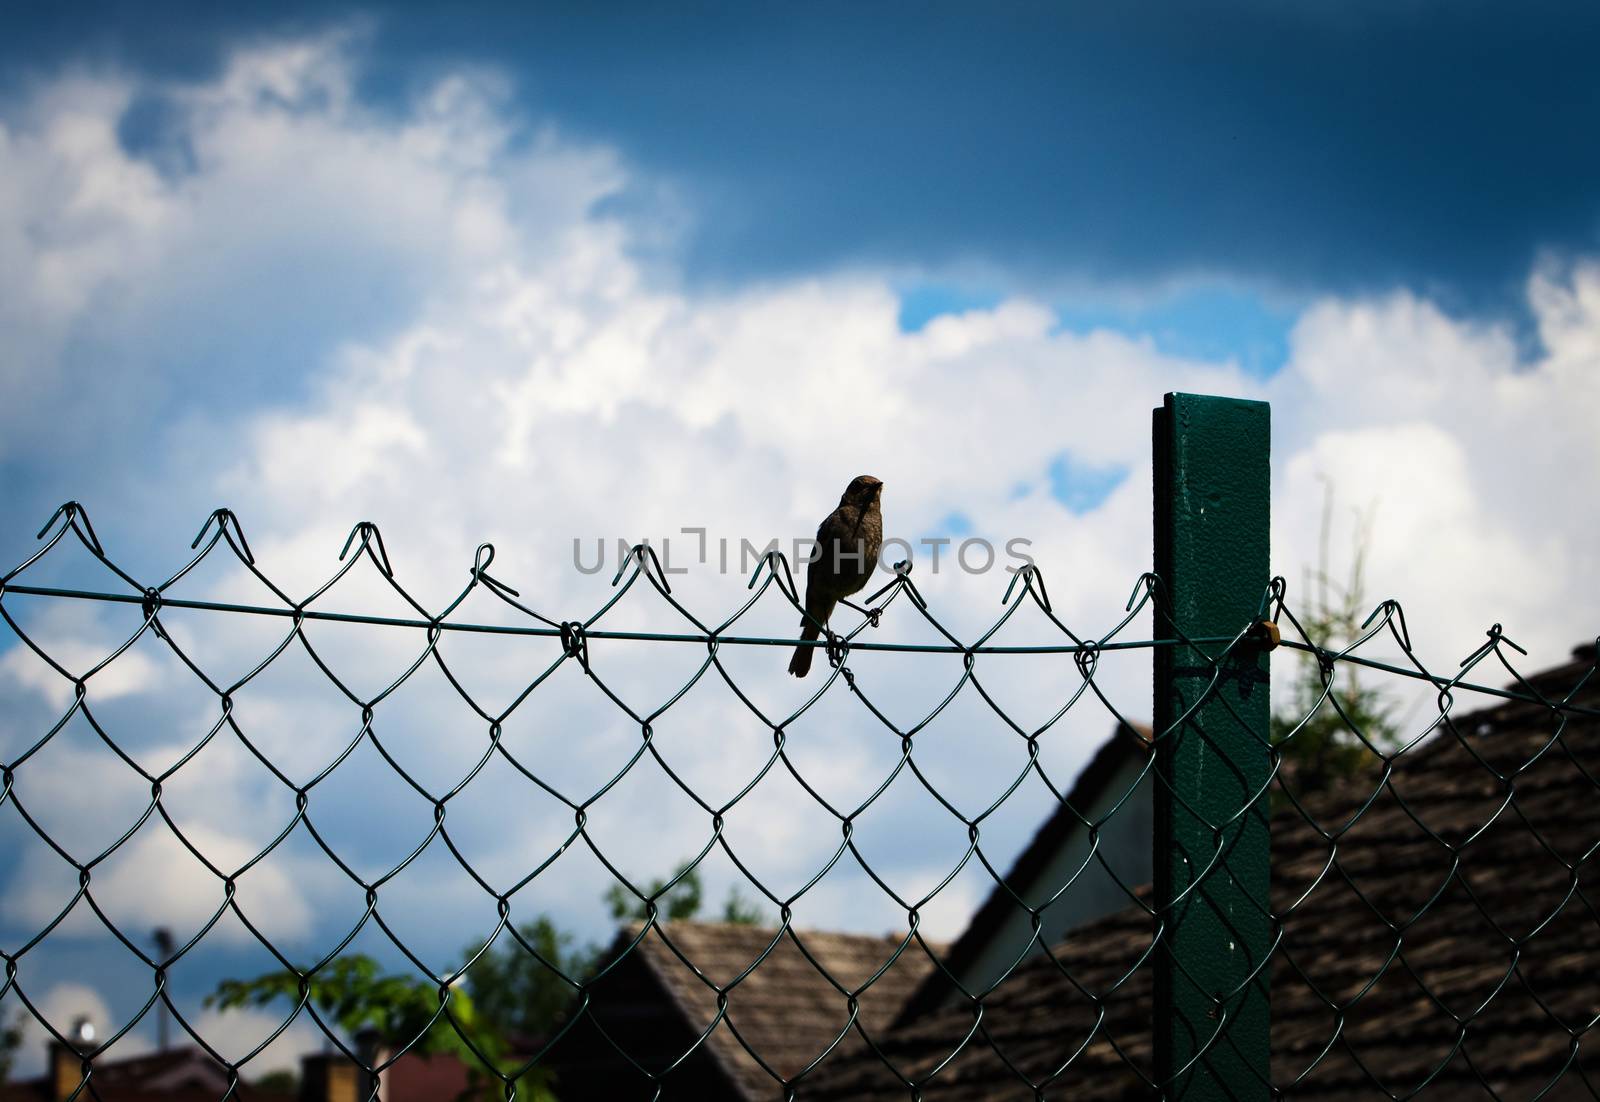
[546, 950, 744, 1100]
[955, 758, 1152, 997]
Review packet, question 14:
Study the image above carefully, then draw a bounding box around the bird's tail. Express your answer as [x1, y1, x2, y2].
[788, 622, 820, 677]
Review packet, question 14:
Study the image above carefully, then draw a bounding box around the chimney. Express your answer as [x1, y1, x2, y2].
[50, 1018, 95, 1102]
[49, 1043, 78, 1102]
[298, 1052, 360, 1102]
[354, 1027, 390, 1102]
[298, 1030, 387, 1102]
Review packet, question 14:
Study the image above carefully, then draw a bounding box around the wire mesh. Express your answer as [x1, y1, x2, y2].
[0, 502, 1594, 1101]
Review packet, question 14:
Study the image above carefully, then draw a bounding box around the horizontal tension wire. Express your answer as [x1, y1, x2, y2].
[3, 582, 1210, 655]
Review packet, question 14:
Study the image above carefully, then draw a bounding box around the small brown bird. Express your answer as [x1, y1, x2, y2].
[788, 475, 884, 677]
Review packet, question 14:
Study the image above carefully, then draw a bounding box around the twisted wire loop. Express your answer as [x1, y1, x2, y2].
[0, 506, 1595, 1101]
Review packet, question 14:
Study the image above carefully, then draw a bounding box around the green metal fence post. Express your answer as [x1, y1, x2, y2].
[1152, 392, 1272, 1100]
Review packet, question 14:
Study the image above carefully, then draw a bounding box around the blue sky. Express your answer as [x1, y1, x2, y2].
[8, 2, 1600, 305]
[1, 3, 1598, 1083]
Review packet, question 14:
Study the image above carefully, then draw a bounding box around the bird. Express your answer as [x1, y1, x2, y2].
[788, 475, 884, 677]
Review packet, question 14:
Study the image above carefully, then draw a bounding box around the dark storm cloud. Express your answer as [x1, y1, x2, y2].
[6, 0, 1600, 312]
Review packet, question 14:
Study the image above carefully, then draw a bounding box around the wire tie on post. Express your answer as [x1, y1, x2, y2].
[1246, 619, 1281, 651]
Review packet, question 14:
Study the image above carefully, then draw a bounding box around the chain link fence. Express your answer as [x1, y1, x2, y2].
[1, 394, 1595, 1102]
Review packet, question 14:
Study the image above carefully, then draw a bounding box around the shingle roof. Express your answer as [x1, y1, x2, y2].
[803, 644, 1600, 1100]
[2, 1045, 293, 1102]
[618, 921, 945, 1100]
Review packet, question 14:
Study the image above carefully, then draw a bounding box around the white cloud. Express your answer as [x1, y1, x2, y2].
[188, 1004, 324, 1077]
[2, 981, 154, 1081]
[0, 601, 166, 712]
[1, 715, 319, 949]
[1266, 273, 1600, 664]
[2, 816, 315, 947]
